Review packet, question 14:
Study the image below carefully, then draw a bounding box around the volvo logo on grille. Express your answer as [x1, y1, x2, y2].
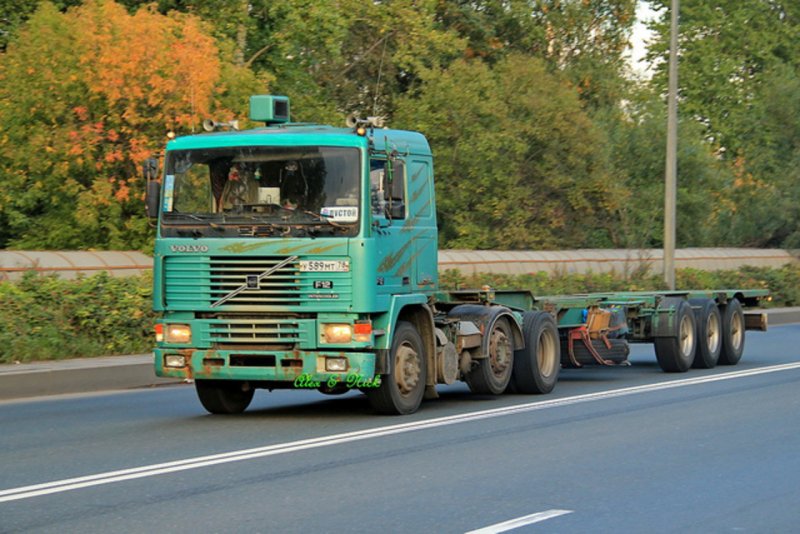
[246, 275, 259, 289]
[170, 244, 209, 253]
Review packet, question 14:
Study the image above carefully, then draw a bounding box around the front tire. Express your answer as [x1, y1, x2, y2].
[195, 380, 254, 414]
[366, 321, 427, 415]
[719, 299, 745, 365]
[655, 299, 697, 373]
[511, 311, 560, 394]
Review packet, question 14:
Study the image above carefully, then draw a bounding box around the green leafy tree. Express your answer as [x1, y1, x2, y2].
[647, 0, 800, 247]
[242, 0, 463, 123]
[0, 0, 82, 51]
[600, 89, 733, 248]
[709, 64, 800, 247]
[435, 0, 637, 109]
[395, 54, 624, 250]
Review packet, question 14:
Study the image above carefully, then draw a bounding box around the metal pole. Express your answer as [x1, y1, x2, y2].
[664, 0, 679, 290]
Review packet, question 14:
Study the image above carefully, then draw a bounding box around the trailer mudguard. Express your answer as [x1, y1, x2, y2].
[652, 296, 687, 337]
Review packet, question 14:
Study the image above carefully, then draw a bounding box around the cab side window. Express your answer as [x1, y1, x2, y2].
[369, 158, 405, 219]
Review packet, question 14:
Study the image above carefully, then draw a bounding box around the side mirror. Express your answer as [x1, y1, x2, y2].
[146, 179, 161, 218]
[142, 158, 159, 181]
[143, 157, 161, 219]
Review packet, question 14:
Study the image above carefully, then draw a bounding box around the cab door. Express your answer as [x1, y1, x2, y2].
[370, 157, 412, 297]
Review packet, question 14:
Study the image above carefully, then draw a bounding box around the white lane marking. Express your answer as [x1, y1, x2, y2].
[466, 509, 573, 533]
[2, 361, 800, 503]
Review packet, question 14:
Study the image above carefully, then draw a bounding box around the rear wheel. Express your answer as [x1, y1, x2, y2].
[654, 299, 696, 373]
[366, 321, 427, 415]
[719, 299, 745, 365]
[466, 317, 514, 395]
[195, 380, 254, 414]
[511, 312, 560, 394]
[690, 298, 722, 369]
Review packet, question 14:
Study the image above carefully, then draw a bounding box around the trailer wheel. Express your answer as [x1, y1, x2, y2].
[511, 311, 560, 394]
[719, 298, 745, 365]
[195, 380, 254, 414]
[466, 317, 514, 395]
[689, 298, 722, 369]
[654, 299, 697, 373]
[366, 321, 427, 415]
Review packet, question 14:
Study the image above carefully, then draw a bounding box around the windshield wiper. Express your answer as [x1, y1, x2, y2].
[164, 213, 227, 232]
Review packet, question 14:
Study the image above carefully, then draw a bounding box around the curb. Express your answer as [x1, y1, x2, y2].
[2, 308, 799, 402]
[0, 354, 181, 401]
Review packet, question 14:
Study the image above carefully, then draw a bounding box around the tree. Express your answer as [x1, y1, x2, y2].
[0, 0, 262, 249]
[647, 0, 800, 247]
[395, 54, 624, 250]
[435, 1, 637, 109]
[709, 64, 800, 247]
[600, 89, 733, 249]
[648, 0, 800, 154]
[0, 0, 82, 51]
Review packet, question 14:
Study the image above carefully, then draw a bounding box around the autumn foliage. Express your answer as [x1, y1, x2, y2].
[0, 0, 260, 249]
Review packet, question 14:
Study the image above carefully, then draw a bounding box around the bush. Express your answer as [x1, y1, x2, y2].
[0, 271, 155, 364]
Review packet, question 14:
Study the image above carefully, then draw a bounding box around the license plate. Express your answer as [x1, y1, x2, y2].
[298, 260, 350, 273]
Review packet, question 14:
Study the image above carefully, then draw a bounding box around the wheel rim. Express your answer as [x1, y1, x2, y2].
[679, 314, 694, 356]
[537, 329, 558, 378]
[707, 312, 721, 353]
[730, 310, 744, 350]
[395, 342, 421, 396]
[489, 327, 512, 378]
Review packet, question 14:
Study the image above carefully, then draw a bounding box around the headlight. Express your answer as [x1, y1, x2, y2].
[165, 324, 192, 344]
[322, 324, 352, 344]
[164, 354, 187, 368]
[325, 357, 348, 371]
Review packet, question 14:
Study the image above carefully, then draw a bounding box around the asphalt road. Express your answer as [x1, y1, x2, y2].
[2, 324, 799, 533]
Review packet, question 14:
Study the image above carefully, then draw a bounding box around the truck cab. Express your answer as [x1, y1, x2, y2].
[151, 95, 440, 414]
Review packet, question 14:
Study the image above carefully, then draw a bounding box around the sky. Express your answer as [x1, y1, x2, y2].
[628, 1, 659, 77]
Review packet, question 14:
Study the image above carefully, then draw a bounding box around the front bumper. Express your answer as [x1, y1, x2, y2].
[154, 348, 376, 385]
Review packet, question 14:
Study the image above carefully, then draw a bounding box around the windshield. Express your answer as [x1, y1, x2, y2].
[160, 146, 360, 237]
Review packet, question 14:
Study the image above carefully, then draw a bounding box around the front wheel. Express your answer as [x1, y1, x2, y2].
[195, 380, 254, 414]
[366, 321, 427, 415]
[654, 299, 697, 373]
[511, 311, 560, 394]
[719, 299, 745, 365]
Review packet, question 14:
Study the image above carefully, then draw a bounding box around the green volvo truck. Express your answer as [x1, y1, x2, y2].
[147, 95, 768, 415]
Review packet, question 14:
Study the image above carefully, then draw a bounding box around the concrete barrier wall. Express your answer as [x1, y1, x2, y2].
[1, 248, 796, 280]
[438, 248, 798, 276]
[0, 251, 152, 281]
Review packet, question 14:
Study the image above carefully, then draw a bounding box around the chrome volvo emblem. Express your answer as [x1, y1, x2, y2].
[170, 244, 209, 253]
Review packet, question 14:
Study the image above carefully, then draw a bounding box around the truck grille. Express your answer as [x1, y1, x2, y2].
[164, 256, 350, 310]
[209, 257, 301, 306]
